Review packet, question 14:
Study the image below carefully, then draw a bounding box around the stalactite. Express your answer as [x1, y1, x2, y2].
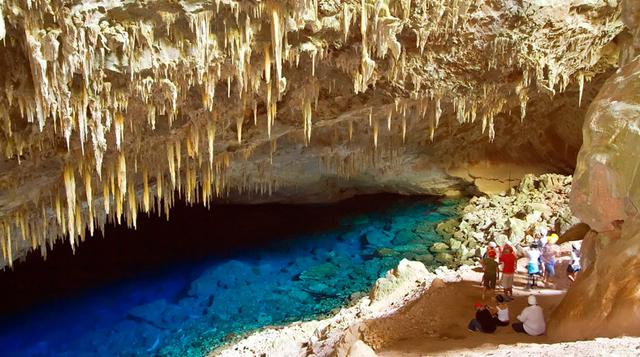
[0, 0, 623, 266]
[577, 72, 585, 107]
[63, 164, 76, 248]
[142, 168, 150, 213]
[373, 118, 379, 149]
[167, 142, 176, 189]
[402, 116, 406, 144]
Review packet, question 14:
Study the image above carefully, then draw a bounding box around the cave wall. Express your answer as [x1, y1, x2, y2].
[549, 2, 640, 338]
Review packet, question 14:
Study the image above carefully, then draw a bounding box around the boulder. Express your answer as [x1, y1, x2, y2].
[435, 219, 459, 239]
[393, 229, 416, 245]
[435, 252, 454, 265]
[365, 231, 394, 247]
[507, 217, 528, 243]
[128, 299, 169, 327]
[449, 238, 462, 251]
[347, 340, 377, 357]
[429, 242, 450, 253]
[369, 259, 429, 302]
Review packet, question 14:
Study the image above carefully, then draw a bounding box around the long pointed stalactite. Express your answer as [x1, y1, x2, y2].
[0, 0, 624, 267]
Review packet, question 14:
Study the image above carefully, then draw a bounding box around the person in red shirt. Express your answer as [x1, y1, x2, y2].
[499, 245, 517, 299]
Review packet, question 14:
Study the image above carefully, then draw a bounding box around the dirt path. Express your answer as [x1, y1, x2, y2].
[374, 257, 573, 356]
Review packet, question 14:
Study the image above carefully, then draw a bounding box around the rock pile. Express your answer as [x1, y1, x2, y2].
[435, 174, 578, 265]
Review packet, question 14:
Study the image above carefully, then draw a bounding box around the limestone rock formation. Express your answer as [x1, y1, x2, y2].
[549, 12, 640, 338]
[430, 173, 577, 267]
[0, 1, 625, 267]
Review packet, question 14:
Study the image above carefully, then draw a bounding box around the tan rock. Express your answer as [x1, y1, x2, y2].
[550, 54, 640, 340]
[346, 340, 377, 357]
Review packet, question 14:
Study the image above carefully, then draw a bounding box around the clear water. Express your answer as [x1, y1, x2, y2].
[0, 197, 461, 357]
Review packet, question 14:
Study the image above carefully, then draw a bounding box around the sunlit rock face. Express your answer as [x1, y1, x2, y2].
[549, 31, 640, 339]
[0, 0, 623, 267]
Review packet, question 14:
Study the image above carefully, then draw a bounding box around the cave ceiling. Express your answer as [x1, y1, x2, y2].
[0, 0, 625, 267]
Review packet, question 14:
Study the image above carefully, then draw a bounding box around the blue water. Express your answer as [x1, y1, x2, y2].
[0, 197, 462, 356]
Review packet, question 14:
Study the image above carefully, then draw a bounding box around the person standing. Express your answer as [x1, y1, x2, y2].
[512, 295, 545, 336]
[482, 250, 499, 300]
[541, 233, 559, 288]
[499, 245, 517, 299]
[526, 243, 542, 289]
[567, 242, 581, 283]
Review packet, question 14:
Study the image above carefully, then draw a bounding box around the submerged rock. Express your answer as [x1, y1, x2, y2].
[128, 299, 169, 327]
[392, 229, 416, 245]
[429, 242, 450, 253]
[364, 231, 394, 247]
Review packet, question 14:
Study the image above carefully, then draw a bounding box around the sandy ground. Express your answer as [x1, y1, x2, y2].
[376, 253, 587, 356]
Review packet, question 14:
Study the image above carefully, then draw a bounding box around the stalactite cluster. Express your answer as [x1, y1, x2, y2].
[0, 0, 623, 267]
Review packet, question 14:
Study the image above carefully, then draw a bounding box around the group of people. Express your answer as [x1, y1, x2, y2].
[469, 232, 582, 337]
[481, 232, 582, 297]
[480, 241, 516, 300]
[468, 294, 546, 336]
[525, 234, 582, 288]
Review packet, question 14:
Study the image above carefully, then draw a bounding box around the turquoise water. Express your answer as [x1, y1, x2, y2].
[0, 196, 461, 356]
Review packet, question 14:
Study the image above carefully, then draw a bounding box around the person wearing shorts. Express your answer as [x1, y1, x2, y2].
[526, 243, 542, 288]
[482, 250, 499, 300]
[567, 242, 581, 284]
[499, 245, 516, 299]
[541, 234, 559, 287]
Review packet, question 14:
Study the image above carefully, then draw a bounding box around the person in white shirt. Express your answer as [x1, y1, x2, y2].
[512, 295, 545, 336]
[489, 294, 510, 326]
[526, 243, 542, 288]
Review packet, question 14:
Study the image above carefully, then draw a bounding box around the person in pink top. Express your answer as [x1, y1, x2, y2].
[499, 245, 517, 299]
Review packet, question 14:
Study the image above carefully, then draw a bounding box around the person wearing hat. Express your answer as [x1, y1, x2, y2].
[541, 233, 559, 287]
[468, 302, 497, 333]
[483, 241, 498, 260]
[512, 295, 545, 336]
[481, 249, 499, 300]
[499, 245, 517, 299]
